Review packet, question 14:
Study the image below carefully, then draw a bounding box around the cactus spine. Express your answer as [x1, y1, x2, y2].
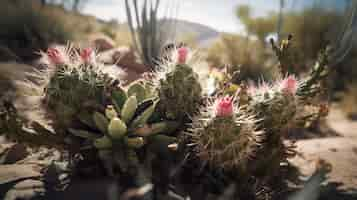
[188, 96, 262, 171]
[156, 47, 203, 122]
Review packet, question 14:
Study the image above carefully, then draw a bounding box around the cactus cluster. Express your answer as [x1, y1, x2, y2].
[188, 96, 262, 171]
[155, 47, 203, 122]
[0, 38, 334, 199]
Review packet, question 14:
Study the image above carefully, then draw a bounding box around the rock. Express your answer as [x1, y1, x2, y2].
[3, 179, 44, 200]
[90, 35, 115, 52]
[2, 144, 28, 164]
[0, 164, 41, 185]
[0, 46, 21, 62]
[99, 47, 149, 74]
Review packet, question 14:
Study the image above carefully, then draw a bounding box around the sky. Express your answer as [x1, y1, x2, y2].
[82, 0, 281, 33]
[82, 0, 350, 33]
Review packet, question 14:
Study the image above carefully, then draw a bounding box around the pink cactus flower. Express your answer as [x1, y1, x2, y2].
[80, 47, 95, 64]
[215, 96, 234, 117]
[177, 47, 188, 64]
[47, 47, 66, 65]
[280, 75, 297, 94]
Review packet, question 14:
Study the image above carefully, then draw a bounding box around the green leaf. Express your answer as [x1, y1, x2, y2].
[94, 136, 112, 149]
[93, 112, 109, 134]
[108, 117, 127, 139]
[124, 136, 144, 148]
[112, 87, 127, 112]
[134, 121, 167, 136]
[132, 98, 155, 120]
[121, 96, 138, 123]
[68, 128, 101, 140]
[77, 111, 96, 129]
[127, 82, 147, 103]
[131, 100, 158, 128]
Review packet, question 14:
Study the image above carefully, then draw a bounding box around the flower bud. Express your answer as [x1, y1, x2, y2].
[47, 47, 67, 65]
[215, 96, 234, 117]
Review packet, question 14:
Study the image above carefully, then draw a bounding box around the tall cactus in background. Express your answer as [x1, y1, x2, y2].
[125, 0, 177, 67]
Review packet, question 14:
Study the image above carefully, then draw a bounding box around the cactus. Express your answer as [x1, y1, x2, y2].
[297, 46, 331, 100]
[155, 47, 203, 122]
[247, 77, 298, 131]
[243, 76, 299, 177]
[187, 96, 263, 172]
[43, 46, 119, 132]
[125, 0, 176, 67]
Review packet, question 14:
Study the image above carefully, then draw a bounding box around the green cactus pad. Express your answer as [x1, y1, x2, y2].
[121, 96, 138, 123]
[94, 136, 112, 149]
[93, 112, 109, 134]
[108, 117, 127, 139]
[105, 105, 118, 119]
[130, 100, 157, 128]
[127, 81, 147, 103]
[68, 128, 101, 140]
[134, 121, 168, 136]
[124, 137, 145, 148]
[112, 87, 127, 112]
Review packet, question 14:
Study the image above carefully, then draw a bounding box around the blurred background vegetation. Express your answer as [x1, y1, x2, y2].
[0, 0, 357, 114]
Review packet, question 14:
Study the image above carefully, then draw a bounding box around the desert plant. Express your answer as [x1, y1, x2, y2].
[154, 47, 203, 123]
[43, 46, 120, 132]
[0, 1, 73, 61]
[125, 0, 176, 67]
[194, 36, 333, 181]
[243, 75, 299, 177]
[205, 33, 275, 82]
[67, 80, 179, 186]
[187, 96, 263, 172]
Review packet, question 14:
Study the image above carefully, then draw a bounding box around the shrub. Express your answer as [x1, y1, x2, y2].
[0, 1, 73, 61]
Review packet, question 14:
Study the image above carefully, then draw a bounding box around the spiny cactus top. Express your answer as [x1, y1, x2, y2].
[247, 76, 299, 131]
[156, 47, 203, 122]
[42, 45, 119, 130]
[188, 95, 262, 171]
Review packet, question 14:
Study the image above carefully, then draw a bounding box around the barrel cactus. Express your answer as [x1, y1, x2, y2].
[43, 46, 119, 131]
[155, 47, 203, 122]
[245, 76, 299, 176]
[187, 95, 262, 172]
[247, 75, 298, 131]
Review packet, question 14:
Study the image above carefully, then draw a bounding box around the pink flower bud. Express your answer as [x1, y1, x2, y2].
[280, 75, 297, 94]
[80, 47, 95, 64]
[47, 47, 66, 65]
[215, 96, 234, 117]
[177, 47, 188, 64]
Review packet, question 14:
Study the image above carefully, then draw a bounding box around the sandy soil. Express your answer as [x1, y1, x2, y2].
[290, 104, 357, 197]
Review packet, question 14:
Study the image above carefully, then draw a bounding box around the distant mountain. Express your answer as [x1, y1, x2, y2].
[158, 19, 221, 47]
[99, 18, 221, 47]
[160, 19, 221, 47]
